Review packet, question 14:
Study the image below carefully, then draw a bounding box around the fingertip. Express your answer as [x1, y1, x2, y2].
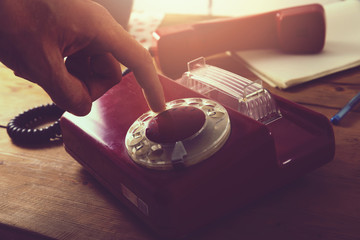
[142, 88, 166, 113]
[153, 106, 166, 113]
[150, 102, 166, 113]
[150, 98, 166, 113]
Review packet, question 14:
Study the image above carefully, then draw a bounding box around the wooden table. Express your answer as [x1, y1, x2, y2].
[1, 15, 360, 240]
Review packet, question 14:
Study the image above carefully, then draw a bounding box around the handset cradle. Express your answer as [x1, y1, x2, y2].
[180, 57, 282, 124]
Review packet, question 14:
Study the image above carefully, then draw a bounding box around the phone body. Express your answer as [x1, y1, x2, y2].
[60, 63, 334, 238]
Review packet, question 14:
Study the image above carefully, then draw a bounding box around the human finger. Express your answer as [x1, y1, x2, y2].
[88, 53, 122, 99]
[65, 52, 121, 101]
[95, 21, 166, 112]
[39, 49, 93, 116]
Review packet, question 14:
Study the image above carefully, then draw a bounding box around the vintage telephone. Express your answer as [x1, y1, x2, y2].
[60, 57, 334, 238]
[151, 4, 325, 78]
[6, 4, 331, 238]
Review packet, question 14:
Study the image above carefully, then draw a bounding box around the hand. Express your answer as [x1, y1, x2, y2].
[0, 0, 165, 116]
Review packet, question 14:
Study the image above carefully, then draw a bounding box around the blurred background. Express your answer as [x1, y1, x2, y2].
[133, 0, 339, 16]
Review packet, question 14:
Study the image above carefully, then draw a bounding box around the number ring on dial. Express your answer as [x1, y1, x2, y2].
[125, 98, 231, 170]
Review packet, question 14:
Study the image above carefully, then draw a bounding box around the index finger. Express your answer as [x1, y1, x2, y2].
[98, 20, 166, 112]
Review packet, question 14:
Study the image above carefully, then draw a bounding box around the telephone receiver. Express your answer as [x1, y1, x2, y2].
[151, 4, 326, 78]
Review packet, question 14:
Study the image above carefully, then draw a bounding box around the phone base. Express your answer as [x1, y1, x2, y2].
[60, 72, 334, 238]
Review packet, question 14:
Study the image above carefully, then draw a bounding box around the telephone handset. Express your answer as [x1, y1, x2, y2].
[60, 58, 334, 238]
[151, 4, 325, 78]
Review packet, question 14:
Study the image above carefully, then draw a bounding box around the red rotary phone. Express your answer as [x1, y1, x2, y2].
[60, 57, 334, 238]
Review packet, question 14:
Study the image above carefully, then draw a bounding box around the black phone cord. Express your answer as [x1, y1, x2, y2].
[6, 103, 65, 145]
